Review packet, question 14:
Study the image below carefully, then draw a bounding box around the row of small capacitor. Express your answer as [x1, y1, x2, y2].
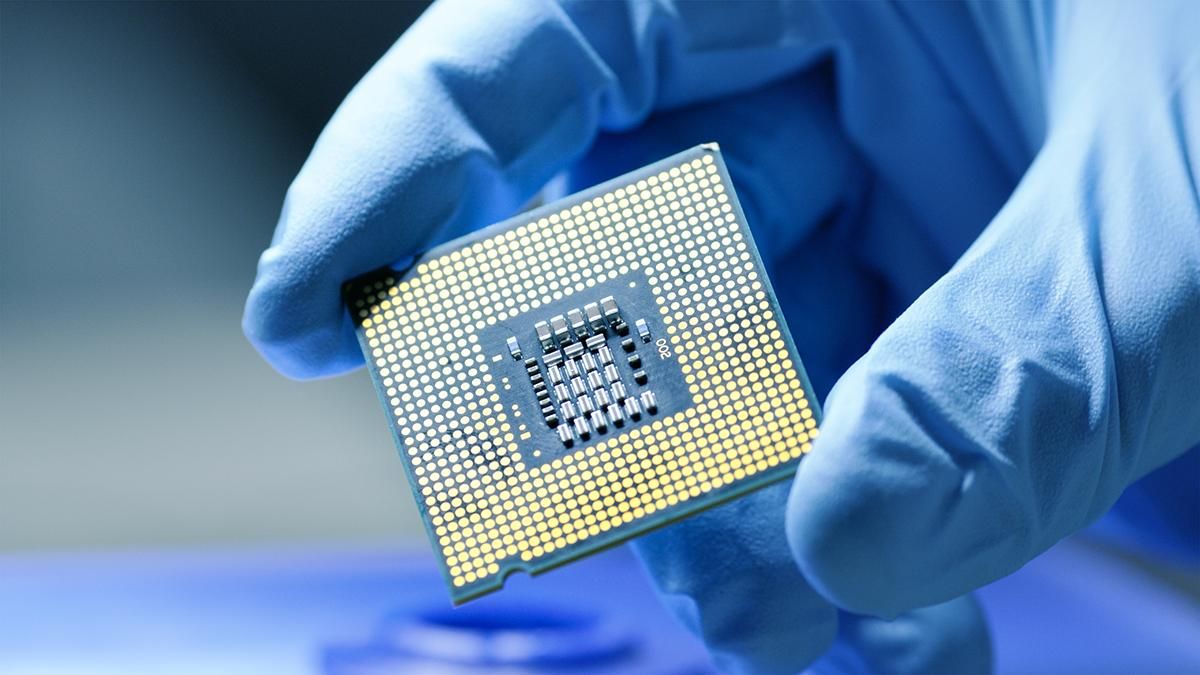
[513, 296, 658, 446]
[550, 345, 656, 446]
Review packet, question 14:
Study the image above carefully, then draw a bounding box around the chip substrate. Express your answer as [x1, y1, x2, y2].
[345, 144, 821, 604]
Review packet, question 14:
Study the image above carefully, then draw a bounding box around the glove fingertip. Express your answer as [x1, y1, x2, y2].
[243, 266, 364, 381]
[785, 444, 899, 616]
[786, 358, 1029, 620]
[784, 369, 951, 617]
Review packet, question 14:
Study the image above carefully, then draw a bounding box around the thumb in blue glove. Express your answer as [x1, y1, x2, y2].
[787, 0, 1200, 619]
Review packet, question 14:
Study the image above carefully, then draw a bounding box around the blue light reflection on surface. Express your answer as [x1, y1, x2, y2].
[1, 540, 1197, 674]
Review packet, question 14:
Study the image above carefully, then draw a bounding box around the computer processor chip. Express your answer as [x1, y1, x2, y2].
[345, 144, 821, 604]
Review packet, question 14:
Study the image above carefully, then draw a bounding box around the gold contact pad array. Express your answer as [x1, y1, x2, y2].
[352, 153, 817, 591]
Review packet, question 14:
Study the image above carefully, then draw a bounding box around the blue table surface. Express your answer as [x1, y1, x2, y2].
[1, 537, 1197, 674]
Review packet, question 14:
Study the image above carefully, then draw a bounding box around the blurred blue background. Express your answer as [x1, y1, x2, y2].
[2, 2, 1199, 674]
[1, 0, 431, 552]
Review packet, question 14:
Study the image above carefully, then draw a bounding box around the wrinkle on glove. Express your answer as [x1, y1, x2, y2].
[788, 0, 1200, 618]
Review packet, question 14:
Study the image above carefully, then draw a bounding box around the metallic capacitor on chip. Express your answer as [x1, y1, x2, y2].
[604, 364, 620, 384]
[624, 396, 642, 420]
[585, 302, 604, 331]
[535, 321, 554, 351]
[550, 314, 570, 344]
[568, 308, 588, 339]
[573, 416, 591, 439]
[607, 403, 624, 427]
[600, 296, 619, 325]
[640, 391, 658, 413]
[577, 394, 594, 414]
[635, 319, 651, 343]
[590, 410, 607, 433]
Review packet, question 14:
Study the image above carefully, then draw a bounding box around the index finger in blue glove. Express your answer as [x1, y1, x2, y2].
[242, 0, 833, 379]
[787, 0, 1200, 618]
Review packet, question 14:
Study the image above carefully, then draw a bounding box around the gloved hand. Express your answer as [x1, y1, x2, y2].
[244, 1, 1200, 673]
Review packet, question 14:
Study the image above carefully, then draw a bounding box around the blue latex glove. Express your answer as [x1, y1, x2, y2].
[245, 1, 1200, 672]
